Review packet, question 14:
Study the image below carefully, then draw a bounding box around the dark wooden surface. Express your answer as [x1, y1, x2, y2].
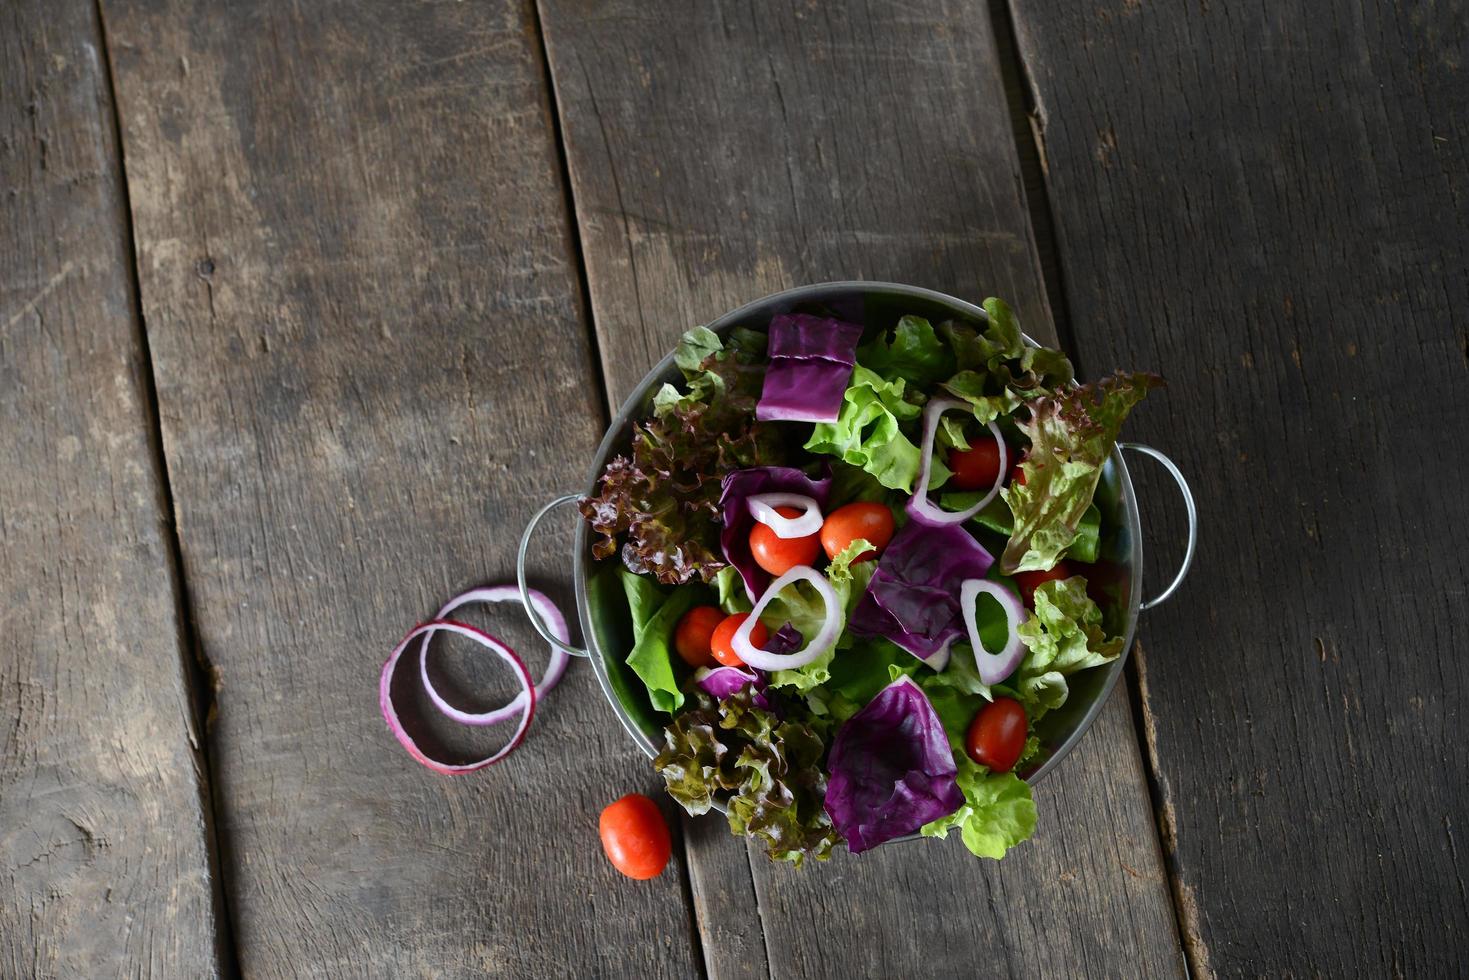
[97, 0, 697, 976]
[4, 0, 1464, 975]
[538, 2, 1183, 977]
[1011, 0, 1469, 975]
[0, 2, 222, 975]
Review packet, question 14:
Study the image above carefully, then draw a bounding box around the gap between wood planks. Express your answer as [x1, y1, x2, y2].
[523, 2, 714, 977]
[91, 1, 240, 975]
[990, 0, 1203, 975]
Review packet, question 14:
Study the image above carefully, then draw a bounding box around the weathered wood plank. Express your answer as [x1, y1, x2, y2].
[539, 1, 1186, 976]
[1010, 1, 1469, 974]
[100, 0, 699, 975]
[0, 2, 223, 975]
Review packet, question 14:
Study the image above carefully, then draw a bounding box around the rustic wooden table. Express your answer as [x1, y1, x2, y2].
[4, 1, 1465, 976]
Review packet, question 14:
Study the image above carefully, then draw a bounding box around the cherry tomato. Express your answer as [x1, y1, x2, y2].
[965, 697, 1028, 773]
[948, 435, 1006, 491]
[1011, 462, 1027, 486]
[710, 612, 767, 667]
[820, 502, 896, 561]
[749, 506, 821, 576]
[1013, 559, 1073, 608]
[599, 794, 672, 880]
[674, 605, 724, 667]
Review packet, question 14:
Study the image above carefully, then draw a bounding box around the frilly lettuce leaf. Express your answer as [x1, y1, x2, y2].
[920, 758, 1037, 859]
[1009, 576, 1124, 720]
[1001, 371, 1162, 573]
[1018, 576, 1125, 674]
[581, 326, 786, 584]
[804, 365, 924, 491]
[653, 689, 839, 866]
[856, 315, 957, 387]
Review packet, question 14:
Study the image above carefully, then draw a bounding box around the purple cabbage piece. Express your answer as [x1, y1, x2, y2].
[766, 313, 864, 361]
[719, 466, 832, 601]
[693, 625, 797, 709]
[757, 314, 863, 423]
[824, 676, 964, 852]
[757, 359, 855, 423]
[848, 519, 994, 666]
[766, 622, 805, 655]
[695, 665, 770, 709]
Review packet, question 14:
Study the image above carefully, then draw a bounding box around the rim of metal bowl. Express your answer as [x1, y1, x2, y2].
[572, 281, 1143, 789]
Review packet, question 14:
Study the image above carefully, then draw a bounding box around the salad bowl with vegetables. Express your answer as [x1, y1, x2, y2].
[519, 282, 1195, 866]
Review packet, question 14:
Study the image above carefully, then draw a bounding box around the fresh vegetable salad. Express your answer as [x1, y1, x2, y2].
[580, 298, 1160, 865]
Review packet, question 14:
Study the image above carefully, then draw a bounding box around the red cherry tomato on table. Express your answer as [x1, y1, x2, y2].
[710, 612, 767, 667]
[820, 502, 896, 562]
[749, 506, 822, 576]
[948, 435, 1007, 491]
[1013, 560, 1073, 608]
[965, 697, 1028, 773]
[674, 605, 724, 667]
[599, 793, 672, 880]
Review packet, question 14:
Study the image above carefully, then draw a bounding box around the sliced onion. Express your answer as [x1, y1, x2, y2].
[381, 619, 535, 774]
[747, 493, 823, 539]
[960, 579, 1028, 685]
[417, 586, 569, 726]
[733, 566, 842, 671]
[908, 397, 1008, 525]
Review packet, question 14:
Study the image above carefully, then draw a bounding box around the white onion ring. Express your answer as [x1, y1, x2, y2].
[733, 566, 842, 671]
[908, 398, 1008, 525]
[960, 579, 1028, 685]
[747, 493, 823, 539]
[417, 586, 569, 725]
[380, 620, 535, 774]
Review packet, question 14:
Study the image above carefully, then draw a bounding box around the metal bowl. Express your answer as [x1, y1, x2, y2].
[519, 282, 1195, 791]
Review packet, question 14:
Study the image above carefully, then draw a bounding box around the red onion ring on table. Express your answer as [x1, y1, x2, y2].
[908, 397, 1008, 525]
[380, 619, 535, 774]
[417, 586, 570, 725]
[732, 566, 842, 671]
[960, 579, 1028, 685]
[747, 492, 824, 539]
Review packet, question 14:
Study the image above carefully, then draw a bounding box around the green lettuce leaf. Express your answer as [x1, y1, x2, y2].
[826, 460, 890, 507]
[620, 570, 699, 713]
[1017, 576, 1124, 674]
[654, 689, 840, 866]
[921, 759, 1037, 859]
[1009, 576, 1124, 720]
[1001, 371, 1162, 573]
[941, 491, 1101, 564]
[805, 365, 925, 491]
[856, 315, 957, 387]
[713, 565, 752, 614]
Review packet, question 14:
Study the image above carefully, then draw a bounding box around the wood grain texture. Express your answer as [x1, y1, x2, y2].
[0, 1, 222, 975]
[539, 1, 1186, 976]
[100, 0, 699, 975]
[1011, 1, 1469, 975]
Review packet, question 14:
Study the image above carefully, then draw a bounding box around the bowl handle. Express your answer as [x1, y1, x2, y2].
[1119, 443, 1198, 611]
[516, 493, 590, 658]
